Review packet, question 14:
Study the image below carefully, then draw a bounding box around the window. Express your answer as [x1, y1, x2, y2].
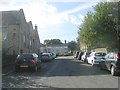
[105, 54, 109, 59]
[23, 32, 26, 47]
[105, 53, 114, 59]
[109, 53, 115, 59]
[30, 38, 32, 46]
[13, 33, 16, 39]
[13, 50, 15, 55]
[2, 27, 7, 41]
[27, 35, 29, 48]
[95, 53, 106, 56]
[23, 35, 25, 43]
[20, 49, 23, 54]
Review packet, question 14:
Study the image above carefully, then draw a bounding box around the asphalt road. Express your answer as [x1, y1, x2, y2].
[2, 56, 119, 88]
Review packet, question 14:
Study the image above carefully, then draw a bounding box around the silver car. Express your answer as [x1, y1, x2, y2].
[41, 53, 53, 62]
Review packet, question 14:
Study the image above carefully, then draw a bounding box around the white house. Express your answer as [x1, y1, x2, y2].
[40, 44, 68, 56]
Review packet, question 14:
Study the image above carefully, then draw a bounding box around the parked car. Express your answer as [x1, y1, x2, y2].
[81, 52, 91, 63]
[41, 53, 53, 62]
[87, 52, 106, 66]
[99, 52, 120, 76]
[74, 51, 79, 58]
[77, 52, 84, 60]
[15, 53, 41, 72]
[50, 52, 56, 59]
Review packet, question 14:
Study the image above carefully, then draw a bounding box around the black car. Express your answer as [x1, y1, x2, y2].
[77, 52, 84, 60]
[15, 53, 41, 72]
[99, 52, 120, 76]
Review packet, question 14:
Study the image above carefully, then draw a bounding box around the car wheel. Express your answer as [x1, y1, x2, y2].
[84, 59, 87, 63]
[92, 60, 94, 66]
[86, 59, 88, 64]
[92, 63, 94, 66]
[111, 66, 117, 76]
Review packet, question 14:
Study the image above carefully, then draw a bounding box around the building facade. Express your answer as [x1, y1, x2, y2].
[40, 44, 68, 56]
[2, 9, 40, 55]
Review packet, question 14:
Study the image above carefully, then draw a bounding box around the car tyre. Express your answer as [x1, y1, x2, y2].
[111, 66, 117, 76]
[92, 60, 94, 66]
[86, 59, 88, 64]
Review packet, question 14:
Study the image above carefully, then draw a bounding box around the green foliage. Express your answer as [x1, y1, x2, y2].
[64, 51, 73, 56]
[78, 2, 119, 50]
[67, 41, 77, 51]
[44, 39, 63, 45]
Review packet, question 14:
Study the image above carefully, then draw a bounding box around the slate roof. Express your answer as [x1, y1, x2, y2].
[2, 9, 22, 25]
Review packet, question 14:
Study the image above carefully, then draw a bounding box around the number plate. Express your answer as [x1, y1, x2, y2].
[20, 65, 28, 68]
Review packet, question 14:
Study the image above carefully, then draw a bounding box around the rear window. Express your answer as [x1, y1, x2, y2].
[17, 54, 33, 59]
[42, 54, 49, 57]
[95, 53, 106, 56]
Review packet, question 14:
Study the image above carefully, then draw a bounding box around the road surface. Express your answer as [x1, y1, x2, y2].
[2, 56, 119, 88]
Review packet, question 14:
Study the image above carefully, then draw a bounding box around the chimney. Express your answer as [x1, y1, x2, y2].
[35, 24, 37, 30]
[65, 40, 67, 44]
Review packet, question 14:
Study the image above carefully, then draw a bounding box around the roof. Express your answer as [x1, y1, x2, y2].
[2, 9, 25, 25]
[47, 44, 68, 47]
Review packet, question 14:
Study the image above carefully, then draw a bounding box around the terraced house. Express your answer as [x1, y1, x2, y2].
[2, 9, 40, 55]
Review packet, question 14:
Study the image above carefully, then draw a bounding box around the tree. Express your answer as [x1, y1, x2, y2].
[67, 41, 77, 52]
[44, 39, 63, 45]
[93, 2, 119, 49]
[78, 2, 119, 51]
[79, 12, 98, 49]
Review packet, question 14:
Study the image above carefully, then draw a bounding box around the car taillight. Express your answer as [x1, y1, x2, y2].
[31, 60, 36, 64]
[116, 53, 120, 59]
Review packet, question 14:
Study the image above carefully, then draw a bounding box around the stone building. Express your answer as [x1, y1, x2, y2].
[40, 44, 68, 56]
[2, 9, 40, 55]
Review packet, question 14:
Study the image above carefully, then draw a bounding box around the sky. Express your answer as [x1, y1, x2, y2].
[0, 0, 109, 43]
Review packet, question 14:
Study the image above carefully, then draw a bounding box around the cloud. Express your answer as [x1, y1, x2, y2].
[0, 0, 99, 28]
[0, 0, 102, 43]
[46, 0, 101, 2]
[0, 0, 15, 10]
[58, 2, 97, 25]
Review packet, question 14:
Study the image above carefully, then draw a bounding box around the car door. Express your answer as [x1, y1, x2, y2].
[100, 54, 108, 70]
[105, 53, 115, 71]
[87, 52, 94, 64]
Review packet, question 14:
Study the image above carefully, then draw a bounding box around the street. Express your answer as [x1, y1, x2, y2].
[2, 56, 119, 88]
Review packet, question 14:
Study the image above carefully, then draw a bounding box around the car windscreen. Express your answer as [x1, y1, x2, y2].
[17, 54, 34, 60]
[95, 53, 106, 56]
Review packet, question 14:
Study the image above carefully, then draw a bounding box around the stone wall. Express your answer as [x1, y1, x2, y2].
[2, 54, 17, 67]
